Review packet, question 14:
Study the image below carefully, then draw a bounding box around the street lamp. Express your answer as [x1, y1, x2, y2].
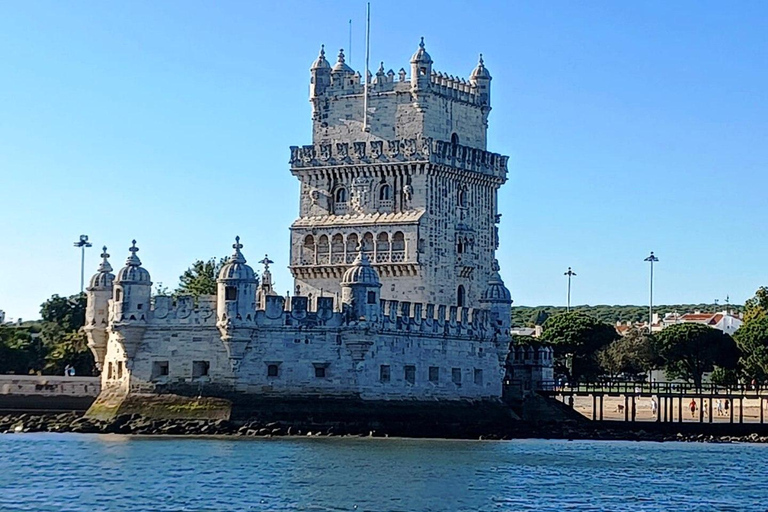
[644, 251, 659, 332]
[73, 235, 92, 294]
[564, 267, 577, 312]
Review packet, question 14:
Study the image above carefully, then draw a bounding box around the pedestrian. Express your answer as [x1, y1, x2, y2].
[651, 397, 658, 416]
[68, 366, 76, 377]
[64, 364, 71, 377]
[724, 399, 730, 415]
[716, 399, 723, 417]
[689, 398, 697, 418]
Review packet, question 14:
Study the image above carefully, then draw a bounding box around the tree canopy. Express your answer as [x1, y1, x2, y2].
[733, 315, 768, 382]
[177, 257, 227, 297]
[655, 323, 738, 388]
[744, 286, 768, 323]
[39, 293, 93, 376]
[512, 303, 743, 328]
[540, 312, 618, 381]
[597, 328, 658, 378]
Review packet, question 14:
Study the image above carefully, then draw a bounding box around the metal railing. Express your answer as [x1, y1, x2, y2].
[539, 380, 768, 396]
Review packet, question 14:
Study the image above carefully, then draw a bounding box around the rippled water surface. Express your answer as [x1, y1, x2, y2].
[1, 434, 767, 511]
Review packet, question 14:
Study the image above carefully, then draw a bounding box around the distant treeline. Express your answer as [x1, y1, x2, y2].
[512, 304, 744, 327]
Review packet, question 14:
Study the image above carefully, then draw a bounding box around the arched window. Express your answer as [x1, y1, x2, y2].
[334, 187, 348, 214]
[457, 285, 466, 307]
[331, 234, 344, 263]
[317, 235, 330, 264]
[346, 233, 359, 263]
[376, 232, 389, 262]
[362, 232, 374, 253]
[379, 184, 391, 201]
[457, 185, 468, 207]
[335, 187, 347, 202]
[302, 235, 315, 265]
[451, 133, 460, 145]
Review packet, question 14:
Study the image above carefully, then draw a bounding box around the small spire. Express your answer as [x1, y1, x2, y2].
[259, 254, 274, 272]
[377, 61, 385, 74]
[126, 240, 141, 266]
[479, 53, 484, 65]
[337, 48, 346, 63]
[419, 36, 425, 49]
[319, 44, 325, 58]
[97, 246, 113, 273]
[230, 236, 246, 264]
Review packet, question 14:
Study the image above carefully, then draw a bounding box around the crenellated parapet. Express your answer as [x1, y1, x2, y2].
[290, 137, 508, 180]
[377, 299, 493, 340]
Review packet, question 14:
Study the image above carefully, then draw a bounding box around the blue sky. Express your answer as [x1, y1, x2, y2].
[1, 1, 767, 321]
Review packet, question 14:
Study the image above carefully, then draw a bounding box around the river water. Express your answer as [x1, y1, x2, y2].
[0, 434, 766, 511]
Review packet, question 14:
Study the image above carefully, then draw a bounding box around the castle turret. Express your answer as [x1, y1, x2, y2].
[469, 53, 491, 108]
[256, 254, 276, 309]
[341, 247, 382, 322]
[480, 259, 512, 337]
[216, 236, 258, 371]
[84, 246, 114, 371]
[112, 240, 152, 365]
[113, 240, 152, 323]
[310, 44, 331, 114]
[410, 37, 432, 92]
[330, 48, 354, 87]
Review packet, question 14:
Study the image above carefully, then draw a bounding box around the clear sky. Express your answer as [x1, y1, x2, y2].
[1, 1, 767, 321]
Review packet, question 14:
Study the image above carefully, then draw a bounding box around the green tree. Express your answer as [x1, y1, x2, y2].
[733, 315, 768, 383]
[177, 257, 227, 297]
[40, 293, 86, 331]
[38, 293, 94, 375]
[597, 328, 658, 378]
[540, 312, 618, 381]
[0, 326, 40, 374]
[744, 286, 768, 323]
[655, 323, 739, 389]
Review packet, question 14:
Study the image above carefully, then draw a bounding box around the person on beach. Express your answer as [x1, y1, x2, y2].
[689, 399, 697, 418]
[716, 399, 723, 417]
[724, 399, 730, 416]
[651, 398, 658, 417]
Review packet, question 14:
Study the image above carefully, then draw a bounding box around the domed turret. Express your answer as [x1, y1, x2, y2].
[88, 246, 115, 290]
[410, 37, 433, 91]
[310, 44, 332, 99]
[469, 54, 491, 107]
[217, 236, 259, 373]
[113, 240, 152, 323]
[115, 240, 151, 285]
[217, 236, 258, 325]
[341, 247, 381, 322]
[331, 48, 354, 75]
[480, 259, 512, 338]
[85, 246, 115, 370]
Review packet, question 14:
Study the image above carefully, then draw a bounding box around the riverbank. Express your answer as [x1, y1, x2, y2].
[3, 412, 768, 443]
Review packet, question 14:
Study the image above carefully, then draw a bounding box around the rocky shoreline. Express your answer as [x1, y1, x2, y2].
[2, 412, 768, 443]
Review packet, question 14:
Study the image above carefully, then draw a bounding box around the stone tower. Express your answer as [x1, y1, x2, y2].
[290, 39, 508, 309]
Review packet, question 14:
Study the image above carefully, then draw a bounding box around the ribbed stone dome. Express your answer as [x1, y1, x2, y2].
[341, 251, 381, 287]
[411, 37, 432, 64]
[88, 246, 115, 290]
[311, 45, 331, 70]
[331, 48, 354, 73]
[115, 241, 151, 284]
[218, 236, 257, 282]
[481, 260, 512, 303]
[470, 54, 491, 80]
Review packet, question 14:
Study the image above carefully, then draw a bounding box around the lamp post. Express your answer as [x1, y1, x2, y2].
[73, 235, 92, 294]
[644, 251, 659, 333]
[564, 267, 576, 312]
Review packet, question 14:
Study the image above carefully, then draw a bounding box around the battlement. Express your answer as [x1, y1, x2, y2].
[378, 299, 493, 339]
[290, 137, 507, 180]
[316, 66, 482, 105]
[108, 288, 500, 343]
[508, 345, 554, 367]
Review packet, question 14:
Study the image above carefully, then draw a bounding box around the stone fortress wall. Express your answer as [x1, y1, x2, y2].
[87, 240, 516, 402]
[83, 39, 552, 414]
